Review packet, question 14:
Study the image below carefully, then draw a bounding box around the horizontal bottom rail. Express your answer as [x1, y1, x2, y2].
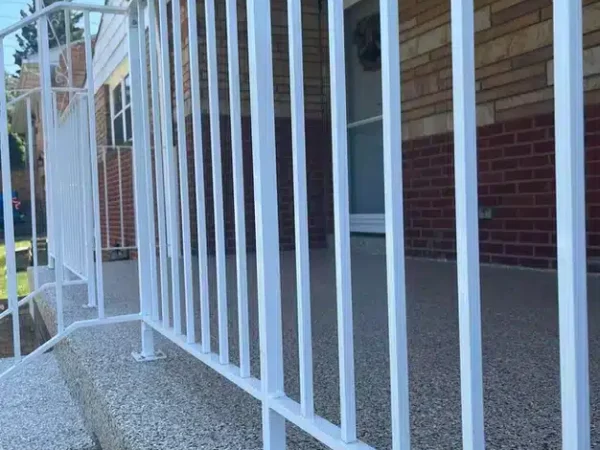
[142, 318, 375, 450]
[0, 313, 141, 380]
[0, 279, 87, 321]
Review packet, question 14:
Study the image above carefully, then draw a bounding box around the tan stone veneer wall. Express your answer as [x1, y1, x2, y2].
[397, 0, 600, 140]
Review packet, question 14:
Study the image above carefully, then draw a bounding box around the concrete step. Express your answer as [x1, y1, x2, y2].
[0, 353, 99, 450]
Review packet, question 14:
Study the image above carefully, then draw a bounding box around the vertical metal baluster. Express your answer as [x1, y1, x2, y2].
[137, 0, 160, 325]
[84, 11, 104, 314]
[27, 97, 39, 291]
[380, 0, 411, 448]
[158, 0, 181, 331]
[128, 0, 157, 358]
[186, 0, 211, 352]
[327, 0, 356, 442]
[51, 91, 65, 332]
[225, 0, 250, 376]
[148, 0, 168, 324]
[450, 0, 485, 448]
[287, 0, 314, 418]
[205, 0, 229, 364]
[554, 0, 590, 448]
[0, 41, 21, 359]
[246, 0, 286, 446]
[171, 0, 195, 343]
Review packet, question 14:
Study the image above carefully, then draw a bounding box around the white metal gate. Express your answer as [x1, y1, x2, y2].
[0, 0, 592, 449]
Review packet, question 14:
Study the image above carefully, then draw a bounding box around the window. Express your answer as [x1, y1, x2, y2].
[110, 75, 132, 145]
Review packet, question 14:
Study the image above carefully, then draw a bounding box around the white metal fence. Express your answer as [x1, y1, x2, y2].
[0, 0, 592, 449]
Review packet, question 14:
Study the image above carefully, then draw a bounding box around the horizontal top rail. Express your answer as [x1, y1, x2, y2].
[0, 2, 128, 39]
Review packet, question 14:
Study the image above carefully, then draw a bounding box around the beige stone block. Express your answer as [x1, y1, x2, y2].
[475, 12, 540, 46]
[476, 60, 512, 79]
[495, 99, 554, 121]
[475, 6, 492, 32]
[476, 20, 552, 67]
[402, 104, 437, 121]
[491, 0, 549, 25]
[401, 12, 449, 42]
[477, 102, 496, 125]
[547, 45, 600, 85]
[495, 87, 553, 110]
[403, 88, 452, 111]
[584, 2, 600, 34]
[414, 55, 451, 76]
[400, 17, 418, 33]
[480, 62, 546, 89]
[477, 75, 547, 103]
[540, 5, 552, 21]
[403, 53, 430, 71]
[401, 24, 450, 61]
[402, 74, 441, 101]
[585, 74, 600, 91]
[491, 0, 524, 13]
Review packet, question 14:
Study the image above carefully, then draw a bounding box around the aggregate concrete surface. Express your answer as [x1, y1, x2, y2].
[0, 352, 99, 450]
[30, 250, 600, 449]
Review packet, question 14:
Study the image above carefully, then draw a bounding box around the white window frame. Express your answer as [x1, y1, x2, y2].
[109, 74, 132, 146]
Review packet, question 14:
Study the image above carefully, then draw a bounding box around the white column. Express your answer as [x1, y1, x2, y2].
[553, 0, 590, 448]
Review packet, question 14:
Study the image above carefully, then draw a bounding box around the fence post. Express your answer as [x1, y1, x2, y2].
[128, 0, 164, 362]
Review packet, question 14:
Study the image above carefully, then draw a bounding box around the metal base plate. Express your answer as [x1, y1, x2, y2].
[131, 350, 167, 362]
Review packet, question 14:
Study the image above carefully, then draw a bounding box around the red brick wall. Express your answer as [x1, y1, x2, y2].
[95, 85, 136, 251]
[395, 104, 600, 270]
[97, 149, 135, 249]
[183, 115, 329, 253]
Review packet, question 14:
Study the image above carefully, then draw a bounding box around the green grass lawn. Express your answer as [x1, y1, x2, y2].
[0, 239, 31, 299]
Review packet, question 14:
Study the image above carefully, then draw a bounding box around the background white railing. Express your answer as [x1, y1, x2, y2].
[54, 93, 93, 280]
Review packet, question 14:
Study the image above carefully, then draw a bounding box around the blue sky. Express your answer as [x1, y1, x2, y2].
[1, 0, 103, 75]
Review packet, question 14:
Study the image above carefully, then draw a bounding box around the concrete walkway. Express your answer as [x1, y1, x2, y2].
[0, 353, 99, 450]
[32, 250, 600, 449]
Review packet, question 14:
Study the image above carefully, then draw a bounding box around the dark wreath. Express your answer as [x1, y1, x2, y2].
[353, 14, 381, 71]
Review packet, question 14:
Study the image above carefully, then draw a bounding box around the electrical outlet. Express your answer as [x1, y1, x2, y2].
[478, 206, 493, 220]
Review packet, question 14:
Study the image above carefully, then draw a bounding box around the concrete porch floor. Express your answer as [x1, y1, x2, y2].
[31, 249, 600, 449]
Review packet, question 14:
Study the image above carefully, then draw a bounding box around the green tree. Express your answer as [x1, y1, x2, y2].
[13, 0, 83, 72]
[6, 126, 26, 170]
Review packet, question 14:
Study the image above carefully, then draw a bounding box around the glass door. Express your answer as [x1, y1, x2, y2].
[345, 0, 384, 233]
